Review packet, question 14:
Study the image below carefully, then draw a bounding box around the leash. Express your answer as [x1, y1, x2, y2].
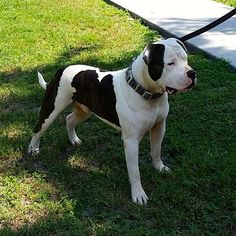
[126, 8, 236, 100]
[179, 8, 236, 42]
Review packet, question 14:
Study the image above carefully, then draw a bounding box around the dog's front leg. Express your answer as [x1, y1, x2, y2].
[150, 121, 170, 172]
[123, 135, 148, 205]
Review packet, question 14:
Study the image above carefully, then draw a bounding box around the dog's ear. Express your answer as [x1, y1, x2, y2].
[143, 43, 165, 80]
[143, 43, 165, 65]
[176, 39, 187, 52]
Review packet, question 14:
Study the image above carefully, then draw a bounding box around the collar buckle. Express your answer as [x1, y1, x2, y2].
[142, 91, 153, 100]
[125, 62, 164, 100]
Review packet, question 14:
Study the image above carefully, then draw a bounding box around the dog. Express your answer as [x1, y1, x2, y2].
[28, 38, 196, 205]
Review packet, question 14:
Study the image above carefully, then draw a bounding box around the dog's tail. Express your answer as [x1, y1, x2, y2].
[37, 71, 47, 90]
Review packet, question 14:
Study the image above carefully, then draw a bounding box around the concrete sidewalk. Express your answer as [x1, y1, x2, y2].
[107, 0, 236, 69]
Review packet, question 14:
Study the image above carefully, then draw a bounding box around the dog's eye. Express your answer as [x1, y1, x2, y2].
[167, 62, 175, 66]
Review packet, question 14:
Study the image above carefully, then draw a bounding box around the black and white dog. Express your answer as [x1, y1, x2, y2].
[28, 38, 196, 204]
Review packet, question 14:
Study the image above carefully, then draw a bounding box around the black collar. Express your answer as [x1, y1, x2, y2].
[125, 64, 164, 100]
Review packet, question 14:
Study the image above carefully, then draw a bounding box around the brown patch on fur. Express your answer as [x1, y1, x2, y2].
[74, 102, 91, 120]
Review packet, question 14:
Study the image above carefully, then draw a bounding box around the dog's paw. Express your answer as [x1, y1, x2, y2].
[160, 165, 171, 172]
[69, 135, 82, 147]
[131, 184, 148, 205]
[28, 145, 39, 156]
[153, 161, 171, 172]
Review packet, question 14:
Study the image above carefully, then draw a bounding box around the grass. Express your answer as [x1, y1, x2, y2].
[0, 0, 235, 235]
[215, 0, 236, 7]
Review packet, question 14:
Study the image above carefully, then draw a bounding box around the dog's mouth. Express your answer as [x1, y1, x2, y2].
[186, 80, 195, 90]
[166, 80, 196, 95]
[166, 87, 177, 95]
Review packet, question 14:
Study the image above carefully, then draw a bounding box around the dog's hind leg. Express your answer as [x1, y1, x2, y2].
[66, 102, 91, 146]
[28, 70, 73, 156]
[28, 97, 72, 156]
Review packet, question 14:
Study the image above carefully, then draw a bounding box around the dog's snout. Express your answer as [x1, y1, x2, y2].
[187, 69, 196, 80]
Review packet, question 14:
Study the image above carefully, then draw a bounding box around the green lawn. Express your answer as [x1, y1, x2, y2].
[0, 0, 235, 235]
[215, 0, 236, 7]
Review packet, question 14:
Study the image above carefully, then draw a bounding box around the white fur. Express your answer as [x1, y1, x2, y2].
[37, 71, 47, 90]
[28, 38, 195, 205]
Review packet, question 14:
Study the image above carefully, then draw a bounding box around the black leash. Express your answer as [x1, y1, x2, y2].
[179, 8, 236, 42]
[126, 8, 236, 99]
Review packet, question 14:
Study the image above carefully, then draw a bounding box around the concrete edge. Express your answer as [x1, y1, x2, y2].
[105, 0, 236, 71]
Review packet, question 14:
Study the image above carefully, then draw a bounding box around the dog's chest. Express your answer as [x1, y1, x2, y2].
[115, 76, 169, 132]
[137, 100, 169, 130]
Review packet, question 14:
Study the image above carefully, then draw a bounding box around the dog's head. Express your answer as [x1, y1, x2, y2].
[143, 38, 196, 94]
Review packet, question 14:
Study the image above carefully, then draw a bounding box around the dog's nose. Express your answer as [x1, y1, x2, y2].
[187, 70, 196, 80]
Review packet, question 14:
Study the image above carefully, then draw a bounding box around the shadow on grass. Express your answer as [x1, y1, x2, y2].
[0, 45, 144, 234]
[1, 43, 236, 235]
[0, 44, 140, 115]
[1, 214, 85, 236]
